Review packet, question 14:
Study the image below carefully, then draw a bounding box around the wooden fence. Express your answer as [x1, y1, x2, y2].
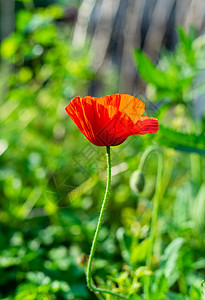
[72, 0, 205, 94]
[1, 0, 205, 94]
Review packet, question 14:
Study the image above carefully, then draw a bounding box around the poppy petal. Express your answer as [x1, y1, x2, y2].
[65, 97, 121, 146]
[65, 94, 159, 146]
[135, 116, 159, 134]
[95, 94, 145, 123]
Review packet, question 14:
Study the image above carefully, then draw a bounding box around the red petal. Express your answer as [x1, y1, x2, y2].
[96, 94, 145, 123]
[135, 116, 159, 134]
[65, 95, 158, 146]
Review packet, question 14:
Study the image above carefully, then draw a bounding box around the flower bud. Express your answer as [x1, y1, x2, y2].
[129, 170, 145, 193]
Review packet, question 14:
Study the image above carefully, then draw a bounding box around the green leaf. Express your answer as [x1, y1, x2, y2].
[191, 184, 205, 233]
[177, 27, 196, 65]
[130, 238, 149, 264]
[152, 274, 168, 300]
[134, 50, 167, 88]
[160, 238, 185, 287]
[116, 227, 132, 264]
[200, 281, 205, 299]
[189, 285, 203, 300]
[173, 183, 193, 229]
[133, 50, 178, 90]
[157, 125, 205, 155]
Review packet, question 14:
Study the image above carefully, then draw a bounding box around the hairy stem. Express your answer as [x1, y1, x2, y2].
[86, 146, 127, 299]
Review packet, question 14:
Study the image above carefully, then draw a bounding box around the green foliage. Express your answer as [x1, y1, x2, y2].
[134, 28, 197, 104]
[152, 274, 168, 300]
[159, 238, 185, 287]
[157, 125, 205, 155]
[0, 2, 94, 300]
[1, 3, 205, 299]
[134, 27, 205, 135]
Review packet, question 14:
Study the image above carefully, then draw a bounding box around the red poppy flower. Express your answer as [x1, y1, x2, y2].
[65, 94, 158, 146]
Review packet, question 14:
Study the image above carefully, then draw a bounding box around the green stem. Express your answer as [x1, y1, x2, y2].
[86, 146, 127, 300]
[138, 146, 163, 300]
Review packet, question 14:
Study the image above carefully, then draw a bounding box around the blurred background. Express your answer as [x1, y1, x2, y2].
[0, 0, 205, 299]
